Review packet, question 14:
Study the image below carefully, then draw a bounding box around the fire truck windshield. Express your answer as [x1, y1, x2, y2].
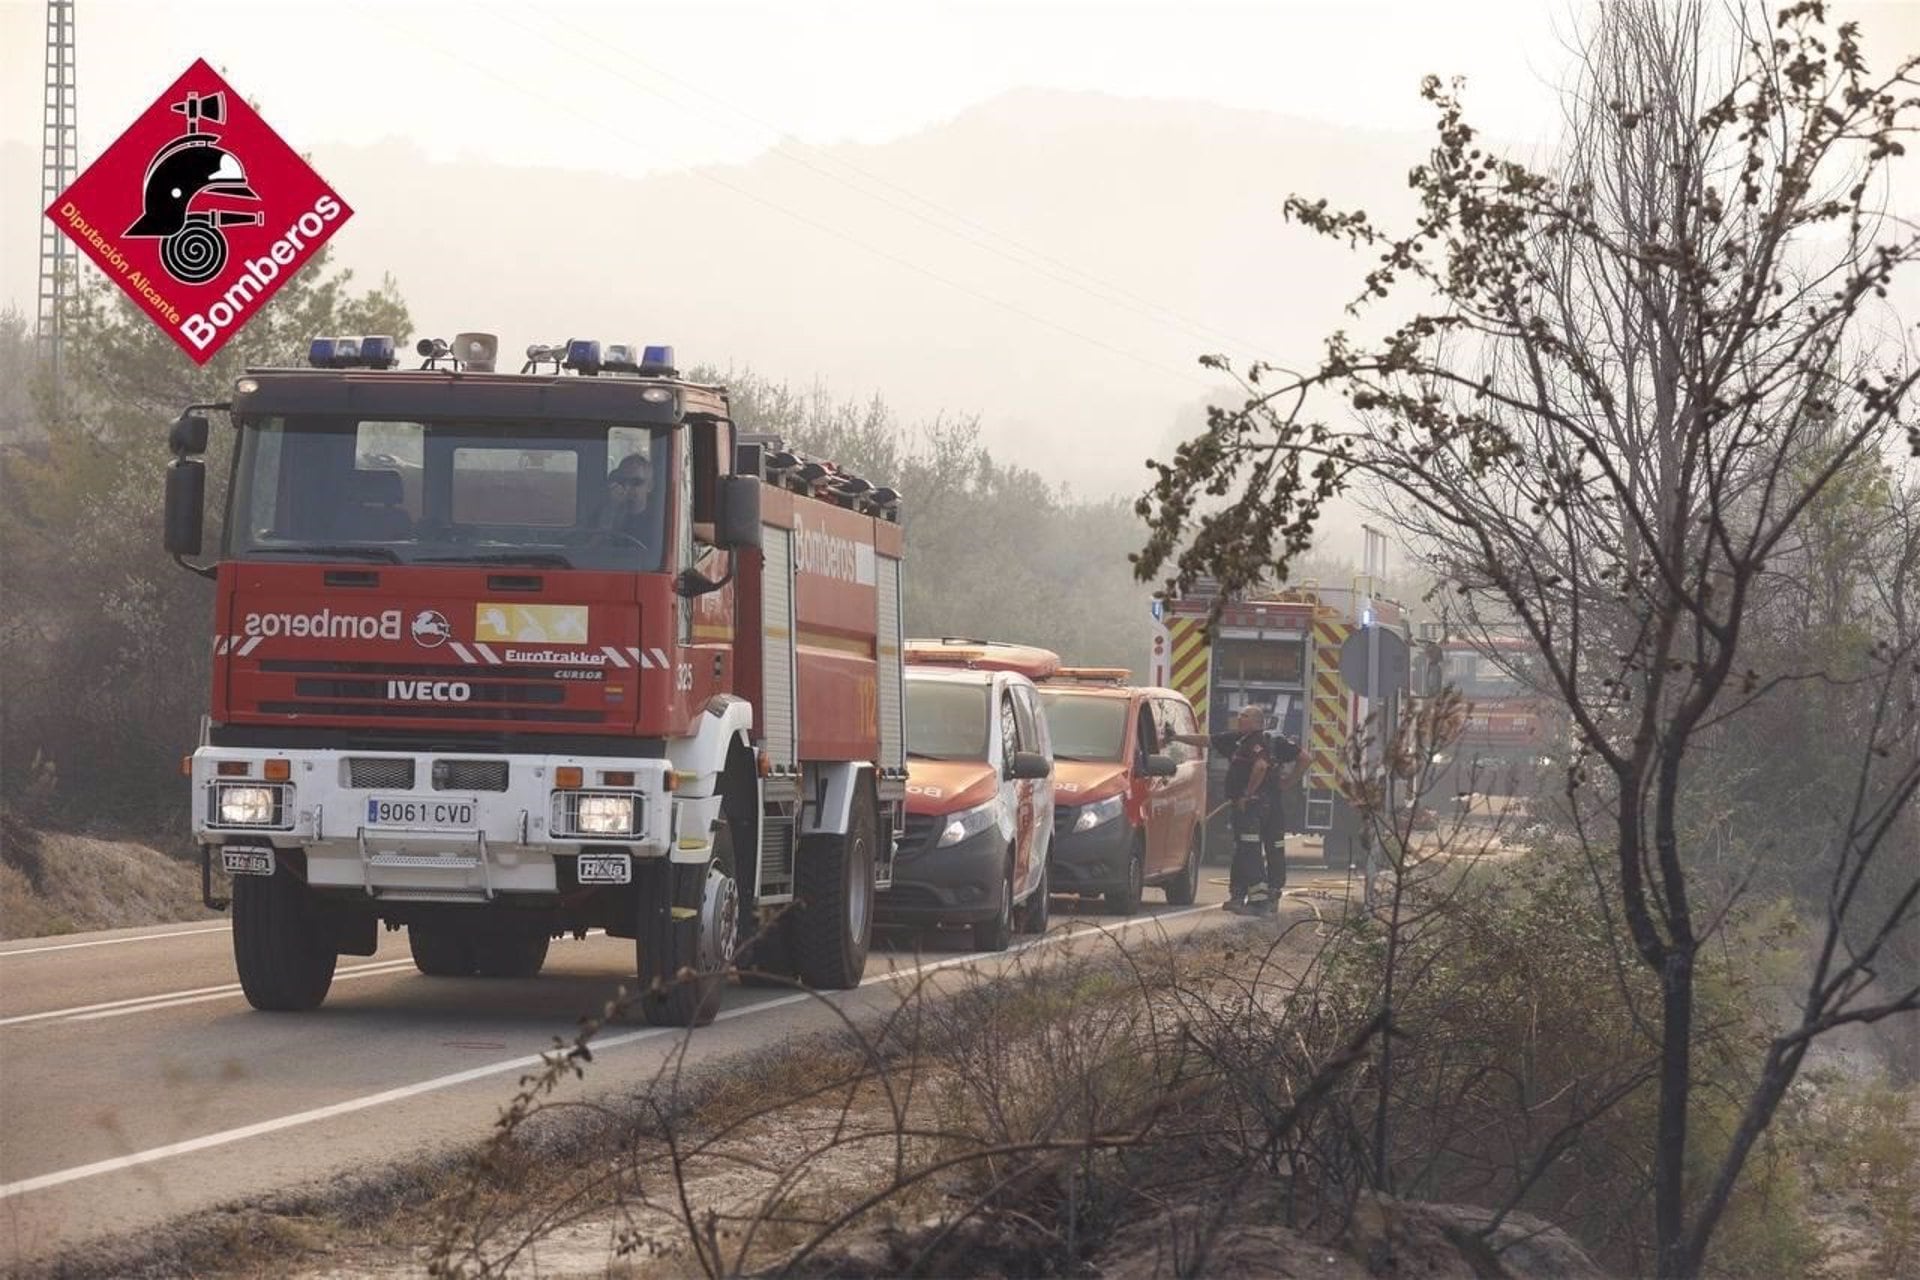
[1035, 691, 1128, 761]
[1445, 650, 1526, 698]
[905, 679, 990, 760]
[226, 416, 671, 571]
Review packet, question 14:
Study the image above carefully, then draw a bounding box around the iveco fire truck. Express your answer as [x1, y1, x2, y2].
[162, 332, 906, 1026]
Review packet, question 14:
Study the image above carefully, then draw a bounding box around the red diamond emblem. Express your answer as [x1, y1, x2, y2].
[44, 59, 353, 365]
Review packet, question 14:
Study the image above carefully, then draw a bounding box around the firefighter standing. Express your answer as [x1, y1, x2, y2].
[1174, 704, 1302, 915]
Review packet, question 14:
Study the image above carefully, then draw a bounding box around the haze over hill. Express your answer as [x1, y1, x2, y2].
[6, 88, 1427, 532]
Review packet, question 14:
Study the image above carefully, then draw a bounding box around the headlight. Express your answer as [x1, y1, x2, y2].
[1071, 794, 1125, 833]
[575, 794, 636, 835]
[936, 800, 999, 848]
[218, 785, 278, 825]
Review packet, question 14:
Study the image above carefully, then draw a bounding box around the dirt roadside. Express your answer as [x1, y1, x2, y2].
[0, 818, 215, 940]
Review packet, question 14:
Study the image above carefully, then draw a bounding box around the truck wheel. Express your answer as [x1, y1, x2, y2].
[791, 784, 876, 989]
[1018, 857, 1051, 934]
[973, 860, 1015, 952]
[1106, 839, 1145, 916]
[1164, 831, 1202, 906]
[409, 925, 477, 977]
[233, 862, 336, 1011]
[475, 933, 549, 978]
[639, 825, 737, 1028]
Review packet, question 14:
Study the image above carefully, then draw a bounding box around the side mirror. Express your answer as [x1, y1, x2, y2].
[1141, 753, 1177, 778]
[1008, 750, 1051, 781]
[169, 412, 210, 457]
[164, 459, 206, 555]
[715, 475, 762, 552]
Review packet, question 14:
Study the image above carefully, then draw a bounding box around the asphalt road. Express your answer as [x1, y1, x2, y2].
[0, 855, 1352, 1267]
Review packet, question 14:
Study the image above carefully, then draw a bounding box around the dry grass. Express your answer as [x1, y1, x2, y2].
[0, 819, 215, 940]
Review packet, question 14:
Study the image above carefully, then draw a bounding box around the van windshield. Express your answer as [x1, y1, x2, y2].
[906, 680, 989, 760]
[227, 416, 671, 571]
[1036, 691, 1128, 761]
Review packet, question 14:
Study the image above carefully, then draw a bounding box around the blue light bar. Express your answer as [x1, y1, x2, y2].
[359, 335, 397, 369]
[563, 339, 602, 374]
[640, 345, 676, 376]
[308, 337, 337, 368]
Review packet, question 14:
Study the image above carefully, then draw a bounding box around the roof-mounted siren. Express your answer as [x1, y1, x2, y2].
[416, 337, 456, 370]
[309, 335, 397, 369]
[562, 339, 602, 376]
[904, 638, 1062, 680]
[453, 332, 498, 373]
[522, 342, 564, 374]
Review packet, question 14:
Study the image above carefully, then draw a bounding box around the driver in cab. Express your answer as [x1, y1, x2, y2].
[589, 452, 656, 543]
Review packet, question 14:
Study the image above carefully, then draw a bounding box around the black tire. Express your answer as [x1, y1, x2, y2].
[639, 825, 735, 1027]
[1106, 839, 1145, 916]
[1019, 855, 1051, 934]
[1164, 830, 1202, 906]
[474, 933, 549, 978]
[409, 925, 477, 977]
[790, 783, 876, 990]
[973, 860, 1015, 952]
[233, 862, 336, 1011]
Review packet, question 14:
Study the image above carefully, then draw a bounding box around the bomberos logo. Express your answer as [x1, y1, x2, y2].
[243, 608, 401, 640]
[793, 514, 877, 586]
[43, 59, 353, 366]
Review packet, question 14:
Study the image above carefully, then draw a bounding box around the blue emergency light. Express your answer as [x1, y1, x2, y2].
[562, 339, 602, 375]
[640, 345, 676, 376]
[309, 334, 399, 370]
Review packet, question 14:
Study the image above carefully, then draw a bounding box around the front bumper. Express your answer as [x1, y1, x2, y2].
[190, 746, 679, 901]
[877, 824, 1009, 925]
[1048, 814, 1135, 894]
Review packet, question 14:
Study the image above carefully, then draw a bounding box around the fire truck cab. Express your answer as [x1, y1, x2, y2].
[1035, 669, 1206, 913]
[162, 334, 906, 1026]
[884, 640, 1057, 951]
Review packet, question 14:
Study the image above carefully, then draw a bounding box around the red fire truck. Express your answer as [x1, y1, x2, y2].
[162, 333, 906, 1026]
[1429, 634, 1558, 797]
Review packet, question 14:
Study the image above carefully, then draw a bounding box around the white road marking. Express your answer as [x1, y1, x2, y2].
[65, 960, 424, 1023]
[0, 905, 1212, 1200]
[0, 925, 233, 959]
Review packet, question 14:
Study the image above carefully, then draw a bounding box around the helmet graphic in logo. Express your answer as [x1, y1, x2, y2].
[411, 610, 453, 649]
[122, 90, 264, 285]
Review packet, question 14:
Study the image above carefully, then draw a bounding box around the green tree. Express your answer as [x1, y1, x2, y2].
[1136, 4, 1920, 1274]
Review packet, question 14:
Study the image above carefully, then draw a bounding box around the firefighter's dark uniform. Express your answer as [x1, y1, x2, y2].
[1210, 730, 1300, 909]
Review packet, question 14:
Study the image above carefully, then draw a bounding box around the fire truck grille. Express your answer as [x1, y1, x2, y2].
[433, 759, 509, 792]
[346, 757, 416, 789]
[259, 702, 605, 723]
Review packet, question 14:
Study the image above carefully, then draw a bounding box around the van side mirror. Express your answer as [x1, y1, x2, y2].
[164, 459, 206, 555]
[1141, 753, 1177, 778]
[1008, 751, 1051, 781]
[716, 475, 762, 552]
[169, 412, 210, 457]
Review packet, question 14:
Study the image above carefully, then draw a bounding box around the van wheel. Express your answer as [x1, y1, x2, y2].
[233, 861, 337, 1011]
[639, 825, 737, 1027]
[973, 860, 1014, 952]
[409, 924, 477, 977]
[1164, 831, 1202, 906]
[791, 782, 876, 989]
[1107, 839, 1145, 916]
[1019, 857, 1051, 934]
[475, 933, 549, 978]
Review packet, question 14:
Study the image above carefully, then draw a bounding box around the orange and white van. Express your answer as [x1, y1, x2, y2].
[1035, 669, 1206, 913]
[880, 639, 1057, 950]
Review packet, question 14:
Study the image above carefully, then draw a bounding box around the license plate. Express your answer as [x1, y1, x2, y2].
[576, 852, 631, 884]
[221, 844, 274, 876]
[365, 796, 477, 829]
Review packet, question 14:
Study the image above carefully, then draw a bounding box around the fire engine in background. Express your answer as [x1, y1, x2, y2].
[1428, 633, 1559, 798]
[885, 640, 1057, 950]
[1153, 583, 1411, 869]
[162, 332, 906, 1026]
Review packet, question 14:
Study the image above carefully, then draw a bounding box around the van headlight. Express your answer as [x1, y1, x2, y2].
[575, 794, 636, 835]
[218, 785, 279, 826]
[1071, 795, 1124, 833]
[936, 800, 998, 848]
